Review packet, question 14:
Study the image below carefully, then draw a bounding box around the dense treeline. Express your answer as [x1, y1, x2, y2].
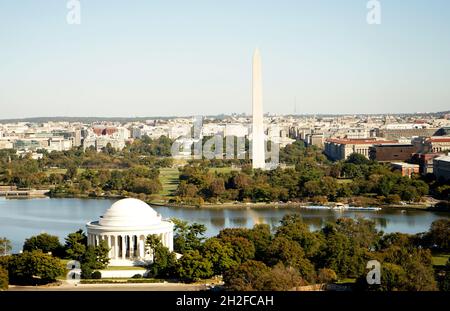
[49, 165, 162, 197]
[0, 136, 173, 197]
[0, 230, 110, 286]
[0, 218, 448, 290]
[173, 141, 430, 205]
[0, 138, 448, 205]
[135, 217, 450, 290]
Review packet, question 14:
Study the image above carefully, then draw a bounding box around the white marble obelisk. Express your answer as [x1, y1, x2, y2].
[252, 48, 265, 169]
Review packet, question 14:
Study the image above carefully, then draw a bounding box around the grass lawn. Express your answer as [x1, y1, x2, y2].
[44, 168, 67, 176]
[432, 253, 450, 267]
[159, 167, 180, 197]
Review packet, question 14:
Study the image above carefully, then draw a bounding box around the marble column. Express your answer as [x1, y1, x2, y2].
[107, 235, 112, 258]
[139, 238, 144, 258]
[129, 235, 134, 259]
[121, 235, 126, 260]
[114, 236, 118, 259]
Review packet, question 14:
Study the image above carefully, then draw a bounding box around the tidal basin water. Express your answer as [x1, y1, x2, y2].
[0, 198, 449, 252]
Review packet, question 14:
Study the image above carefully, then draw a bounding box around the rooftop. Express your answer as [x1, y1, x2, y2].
[435, 155, 450, 162]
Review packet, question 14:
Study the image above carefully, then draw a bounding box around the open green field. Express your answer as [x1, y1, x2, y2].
[159, 167, 180, 197]
[432, 253, 450, 267]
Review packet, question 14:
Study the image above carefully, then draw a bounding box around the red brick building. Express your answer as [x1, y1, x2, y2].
[368, 144, 419, 162]
[411, 153, 445, 175]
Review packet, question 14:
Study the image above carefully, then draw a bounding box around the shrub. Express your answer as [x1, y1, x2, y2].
[91, 271, 102, 279]
[385, 194, 401, 205]
[0, 266, 8, 290]
[132, 274, 143, 279]
[7, 250, 65, 285]
[317, 268, 337, 284]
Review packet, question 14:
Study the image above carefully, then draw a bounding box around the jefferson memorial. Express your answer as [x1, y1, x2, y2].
[86, 198, 174, 266]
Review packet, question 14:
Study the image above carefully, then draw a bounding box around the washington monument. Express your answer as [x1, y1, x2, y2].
[252, 48, 265, 169]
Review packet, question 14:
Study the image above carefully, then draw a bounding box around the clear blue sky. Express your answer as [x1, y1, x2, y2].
[0, 0, 449, 118]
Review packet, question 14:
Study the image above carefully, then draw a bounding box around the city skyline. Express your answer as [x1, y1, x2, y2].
[1, 1, 450, 118]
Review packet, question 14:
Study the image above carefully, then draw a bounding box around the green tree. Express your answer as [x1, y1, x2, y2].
[80, 246, 96, 278]
[23, 233, 64, 257]
[209, 177, 225, 199]
[377, 244, 438, 291]
[202, 238, 237, 275]
[176, 250, 213, 282]
[275, 214, 323, 258]
[317, 268, 337, 284]
[145, 234, 177, 278]
[346, 153, 371, 165]
[0, 266, 8, 290]
[258, 263, 306, 291]
[64, 165, 78, 181]
[94, 240, 110, 268]
[223, 260, 271, 291]
[80, 241, 110, 278]
[145, 234, 161, 259]
[264, 236, 315, 282]
[425, 219, 450, 252]
[247, 224, 272, 261]
[7, 250, 65, 285]
[64, 229, 87, 260]
[172, 219, 206, 253]
[220, 236, 255, 264]
[379, 263, 408, 291]
[318, 225, 367, 278]
[439, 259, 450, 291]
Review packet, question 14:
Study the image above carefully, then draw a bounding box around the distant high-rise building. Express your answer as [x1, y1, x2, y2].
[252, 49, 265, 169]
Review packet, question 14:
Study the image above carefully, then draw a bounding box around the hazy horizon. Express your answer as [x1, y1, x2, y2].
[1, 1, 449, 118]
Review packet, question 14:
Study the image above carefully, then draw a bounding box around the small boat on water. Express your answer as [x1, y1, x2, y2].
[346, 206, 382, 211]
[301, 206, 332, 210]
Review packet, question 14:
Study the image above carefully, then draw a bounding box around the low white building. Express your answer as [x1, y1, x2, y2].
[86, 198, 174, 266]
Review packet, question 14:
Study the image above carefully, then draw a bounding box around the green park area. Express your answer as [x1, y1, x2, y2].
[432, 253, 450, 267]
[159, 168, 180, 198]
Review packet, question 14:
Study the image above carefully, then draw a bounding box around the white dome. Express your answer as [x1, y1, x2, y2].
[98, 198, 161, 227]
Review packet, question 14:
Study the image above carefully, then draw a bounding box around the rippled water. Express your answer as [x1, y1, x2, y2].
[0, 198, 448, 252]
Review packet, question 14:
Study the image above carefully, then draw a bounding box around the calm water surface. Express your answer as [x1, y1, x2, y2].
[0, 198, 448, 252]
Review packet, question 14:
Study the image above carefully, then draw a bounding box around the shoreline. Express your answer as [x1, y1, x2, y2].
[2, 194, 448, 213]
[150, 201, 437, 211]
